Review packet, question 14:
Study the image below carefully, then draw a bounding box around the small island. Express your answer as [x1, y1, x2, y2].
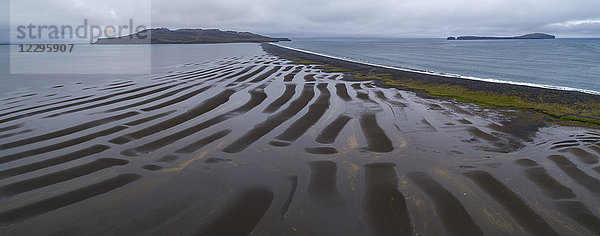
[94, 28, 291, 44]
[447, 33, 555, 40]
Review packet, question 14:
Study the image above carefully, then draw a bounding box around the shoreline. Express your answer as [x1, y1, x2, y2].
[271, 43, 600, 96]
[262, 42, 600, 126]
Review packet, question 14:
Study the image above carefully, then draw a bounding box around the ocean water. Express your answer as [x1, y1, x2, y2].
[278, 38, 600, 94]
[0, 43, 264, 95]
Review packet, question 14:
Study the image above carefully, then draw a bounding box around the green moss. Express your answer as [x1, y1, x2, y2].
[560, 115, 600, 126]
[353, 73, 393, 81]
[320, 65, 351, 72]
[280, 56, 317, 65]
[382, 78, 600, 126]
[298, 60, 316, 65]
[354, 73, 384, 80]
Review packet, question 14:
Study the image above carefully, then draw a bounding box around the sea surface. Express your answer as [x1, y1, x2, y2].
[0, 43, 264, 95]
[278, 38, 600, 94]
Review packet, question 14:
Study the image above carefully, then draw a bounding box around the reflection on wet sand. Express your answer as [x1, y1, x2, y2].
[0, 49, 599, 235]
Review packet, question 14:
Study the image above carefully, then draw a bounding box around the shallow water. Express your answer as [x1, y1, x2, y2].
[0, 43, 264, 95]
[0, 43, 599, 235]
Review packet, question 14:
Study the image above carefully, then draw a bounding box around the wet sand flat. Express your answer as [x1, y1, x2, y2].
[1, 44, 600, 235]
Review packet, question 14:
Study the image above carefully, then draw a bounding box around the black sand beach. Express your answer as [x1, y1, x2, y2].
[1, 43, 599, 235]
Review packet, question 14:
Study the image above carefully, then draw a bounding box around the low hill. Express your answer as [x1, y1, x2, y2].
[94, 28, 290, 44]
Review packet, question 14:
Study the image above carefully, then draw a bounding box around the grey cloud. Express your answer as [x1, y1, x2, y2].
[3, 0, 600, 40]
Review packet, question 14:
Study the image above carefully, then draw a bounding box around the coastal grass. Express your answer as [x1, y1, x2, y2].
[319, 65, 351, 72]
[287, 57, 317, 65]
[377, 75, 600, 126]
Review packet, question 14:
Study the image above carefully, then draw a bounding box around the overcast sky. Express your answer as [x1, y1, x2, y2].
[2, 0, 600, 40]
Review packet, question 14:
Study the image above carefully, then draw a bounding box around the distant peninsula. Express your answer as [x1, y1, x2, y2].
[447, 33, 555, 40]
[94, 28, 291, 44]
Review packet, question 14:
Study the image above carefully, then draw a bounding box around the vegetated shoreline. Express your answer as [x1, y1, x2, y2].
[262, 43, 600, 126]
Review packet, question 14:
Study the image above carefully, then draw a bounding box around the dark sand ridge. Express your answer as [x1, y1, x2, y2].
[0, 49, 599, 235]
[221, 83, 316, 153]
[105, 80, 134, 87]
[0, 63, 246, 159]
[11, 66, 236, 118]
[284, 66, 303, 82]
[0, 104, 25, 113]
[111, 65, 284, 149]
[121, 83, 269, 156]
[363, 163, 412, 235]
[0, 129, 33, 140]
[98, 82, 136, 91]
[36, 95, 72, 103]
[0, 82, 173, 123]
[263, 83, 297, 113]
[463, 170, 559, 235]
[46, 66, 248, 117]
[0, 68, 249, 162]
[227, 65, 270, 86]
[0, 123, 24, 133]
[274, 83, 330, 143]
